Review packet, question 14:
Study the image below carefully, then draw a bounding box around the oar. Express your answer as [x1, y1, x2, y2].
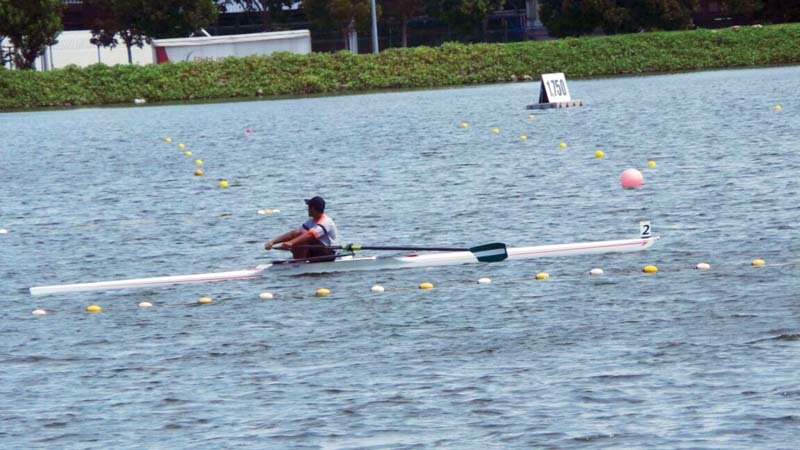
[289, 242, 509, 263]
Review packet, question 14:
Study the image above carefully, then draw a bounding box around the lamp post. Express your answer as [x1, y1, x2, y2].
[370, 0, 379, 53]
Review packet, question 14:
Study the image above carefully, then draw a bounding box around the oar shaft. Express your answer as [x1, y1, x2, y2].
[353, 245, 468, 251]
[271, 253, 345, 265]
[293, 244, 468, 252]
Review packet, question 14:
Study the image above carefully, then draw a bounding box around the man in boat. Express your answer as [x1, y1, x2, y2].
[264, 196, 339, 261]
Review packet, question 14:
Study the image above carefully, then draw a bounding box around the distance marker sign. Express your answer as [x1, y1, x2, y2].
[539, 72, 572, 103]
[527, 73, 583, 110]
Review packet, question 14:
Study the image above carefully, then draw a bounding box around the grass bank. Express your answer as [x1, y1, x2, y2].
[2, 23, 799, 110]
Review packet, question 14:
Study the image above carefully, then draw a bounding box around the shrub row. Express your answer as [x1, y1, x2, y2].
[1, 23, 799, 110]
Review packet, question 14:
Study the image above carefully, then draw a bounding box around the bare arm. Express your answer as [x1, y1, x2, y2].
[264, 229, 303, 250]
[282, 231, 316, 249]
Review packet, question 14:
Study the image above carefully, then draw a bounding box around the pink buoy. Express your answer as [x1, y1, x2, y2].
[245, 128, 253, 134]
[620, 168, 643, 189]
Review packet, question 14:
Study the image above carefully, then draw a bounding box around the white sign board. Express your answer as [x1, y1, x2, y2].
[151, 30, 311, 64]
[640, 221, 652, 239]
[538, 72, 572, 103]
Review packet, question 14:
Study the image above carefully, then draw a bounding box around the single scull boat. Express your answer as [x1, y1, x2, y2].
[29, 223, 658, 296]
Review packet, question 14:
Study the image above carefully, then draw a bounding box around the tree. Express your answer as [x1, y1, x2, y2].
[140, 0, 218, 38]
[423, 0, 506, 42]
[223, 0, 293, 31]
[539, 0, 623, 37]
[720, 0, 763, 19]
[87, 0, 217, 64]
[382, 0, 423, 47]
[539, 0, 696, 37]
[617, 0, 697, 32]
[303, 0, 376, 49]
[720, 0, 800, 23]
[0, 0, 63, 70]
[86, 0, 146, 64]
[764, 0, 800, 22]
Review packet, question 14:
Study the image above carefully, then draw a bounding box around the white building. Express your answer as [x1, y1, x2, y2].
[7, 29, 310, 70]
[22, 30, 154, 70]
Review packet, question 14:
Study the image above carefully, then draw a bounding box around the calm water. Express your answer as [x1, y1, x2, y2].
[1, 66, 799, 449]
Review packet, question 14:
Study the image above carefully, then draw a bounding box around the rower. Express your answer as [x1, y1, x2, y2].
[264, 196, 339, 261]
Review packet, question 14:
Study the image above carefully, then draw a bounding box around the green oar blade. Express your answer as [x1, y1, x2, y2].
[469, 243, 508, 263]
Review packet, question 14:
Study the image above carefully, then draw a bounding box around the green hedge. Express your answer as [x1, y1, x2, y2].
[2, 23, 799, 110]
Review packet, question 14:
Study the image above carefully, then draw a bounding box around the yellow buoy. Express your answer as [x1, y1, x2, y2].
[535, 272, 549, 280]
[492, 127, 500, 134]
[184, 151, 192, 156]
[648, 160, 656, 168]
[194, 169, 204, 176]
[643, 265, 658, 273]
[751, 258, 765, 267]
[418, 282, 434, 290]
[460, 122, 469, 129]
[86, 304, 102, 313]
[559, 142, 567, 149]
[315, 288, 331, 297]
[164, 137, 172, 143]
[528, 114, 536, 120]
[696, 263, 711, 270]
[594, 150, 605, 158]
[774, 105, 782, 111]
[178, 143, 185, 149]
[198, 296, 213, 304]
[520, 135, 527, 141]
[194, 159, 204, 166]
[219, 180, 229, 188]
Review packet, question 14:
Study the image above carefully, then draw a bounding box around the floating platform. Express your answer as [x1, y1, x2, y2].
[527, 100, 583, 110]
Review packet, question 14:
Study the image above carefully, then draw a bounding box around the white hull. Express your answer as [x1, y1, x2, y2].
[29, 237, 657, 296]
[29, 265, 270, 296]
[273, 237, 657, 275]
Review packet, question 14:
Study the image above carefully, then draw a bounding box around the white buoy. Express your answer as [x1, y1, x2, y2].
[696, 263, 711, 270]
[589, 268, 604, 275]
[32, 308, 47, 315]
[477, 277, 492, 284]
[259, 292, 274, 300]
[0, 228, 8, 234]
[371, 285, 385, 293]
[272, 209, 280, 213]
[138, 301, 153, 308]
[257, 209, 266, 215]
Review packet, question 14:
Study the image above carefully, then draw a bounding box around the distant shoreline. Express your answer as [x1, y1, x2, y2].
[2, 23, 799, 112]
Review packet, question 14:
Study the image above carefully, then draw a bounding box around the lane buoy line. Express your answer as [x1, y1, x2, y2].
[334, 257, 800, 295]
[163, 137, 232, 189]
[31, 258, 799, 315]
[452, 122, 675, 190]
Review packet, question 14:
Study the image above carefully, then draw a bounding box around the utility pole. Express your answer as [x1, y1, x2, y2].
[370, 0, 379, 53]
